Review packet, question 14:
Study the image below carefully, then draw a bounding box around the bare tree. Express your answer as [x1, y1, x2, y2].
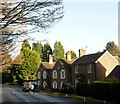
[0, 0, 64, 54]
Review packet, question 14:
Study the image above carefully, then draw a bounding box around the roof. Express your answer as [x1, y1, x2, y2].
[12, 52, 23, 65]
[57, 59, 72, 72]
[72, 51, 105, 65]
[114, 56, 120, 64]
[42, 62, 55, 70]
[106, 65, 120, 80]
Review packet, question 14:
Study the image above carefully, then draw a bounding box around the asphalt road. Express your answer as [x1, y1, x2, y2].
[1, 84, 81, 104]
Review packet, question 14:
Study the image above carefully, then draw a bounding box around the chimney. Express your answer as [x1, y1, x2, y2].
[66, 51, 71, 61]
[49, 54, 53, 64]
[78, 48, 86, 57]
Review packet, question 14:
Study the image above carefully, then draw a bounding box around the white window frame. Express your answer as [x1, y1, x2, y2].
[53, 70, 57, 78]
[52, 81, 57, 89]
[75, 79, 79, 87]
[38, 71, 41, 79]
[60, 70, 65, 79]
[87, 64, 92, 73]
[75, 65, 78, 74]
[43, 71, 47, 79]
[43, 81, 47, 89]
[38, 81, 41, 86]
[60, 82, 63, 89]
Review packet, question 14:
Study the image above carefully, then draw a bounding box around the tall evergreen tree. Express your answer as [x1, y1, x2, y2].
[53, 41, 64, 61]
[21, 39, 31, 50]
[105, 41, 120, 56]
[42, 42, 52, 62]
[32, 42, 43, 60]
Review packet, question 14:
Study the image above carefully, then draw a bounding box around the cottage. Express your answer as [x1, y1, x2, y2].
[51, 51, 76, 90]
[37, 54, 55, 89]
[72, 49, 118, 87]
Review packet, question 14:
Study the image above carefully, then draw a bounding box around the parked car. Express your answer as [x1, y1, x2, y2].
[22, 82, 30, 92]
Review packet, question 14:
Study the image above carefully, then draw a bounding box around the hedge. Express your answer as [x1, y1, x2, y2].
[76, 82, 120, 103]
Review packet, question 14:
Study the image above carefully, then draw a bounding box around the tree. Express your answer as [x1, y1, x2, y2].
[105, 41, 120, 56]
[21, 39, 31, 50]
[71, 51, 77, 59]
[12, 48, 41, 81]
[0, 0, 64, 53]
[32, 41, 43, 60]
[42, 42, 52, 62]
[0, 49, 12, 72]
[53, 41, 64, 61]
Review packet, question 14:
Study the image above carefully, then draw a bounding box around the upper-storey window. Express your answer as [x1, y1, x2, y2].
[87, 64, 92, 73]
[60, 70, 65, 79]
[53, 70, 57, 78]
[43, 71, 47, 79]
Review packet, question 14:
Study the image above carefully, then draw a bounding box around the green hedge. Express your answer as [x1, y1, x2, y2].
[76, 82, 120, 103]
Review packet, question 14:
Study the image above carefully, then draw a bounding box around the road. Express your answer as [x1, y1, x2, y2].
[1, 84, 81, 104]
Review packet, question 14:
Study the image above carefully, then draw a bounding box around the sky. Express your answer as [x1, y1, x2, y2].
[12, 0, 119, 58]
[29, 1, 118, 57]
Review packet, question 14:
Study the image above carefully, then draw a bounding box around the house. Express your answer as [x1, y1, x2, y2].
[37, 54, 55, 89]
[72, 49, 118, 87]
[106, 65, 120, 80]
[51, 51, 76, 90]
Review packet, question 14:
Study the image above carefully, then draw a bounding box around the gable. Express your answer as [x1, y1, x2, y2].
[96, 51, 118, 77]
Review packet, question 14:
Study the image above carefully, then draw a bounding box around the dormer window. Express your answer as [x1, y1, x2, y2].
[38, 71, 41, 79]
[60, 70, 65, 79]
[43, 71, 47, 79]
[53, 70, 57, 78]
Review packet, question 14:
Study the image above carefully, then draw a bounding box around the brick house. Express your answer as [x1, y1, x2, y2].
[51, 51, 76, 90]
[106, 65, 120, 80]
[72, 49, 118, 87]
[37, 54, 55, 89]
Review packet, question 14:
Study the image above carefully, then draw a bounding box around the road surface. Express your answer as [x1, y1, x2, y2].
[1, 84, 81, 104]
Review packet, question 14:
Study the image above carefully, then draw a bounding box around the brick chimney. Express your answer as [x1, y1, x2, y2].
[66, 51, 71, 61]
[49, 54, 53, 64]
[78, 48, 86, 57]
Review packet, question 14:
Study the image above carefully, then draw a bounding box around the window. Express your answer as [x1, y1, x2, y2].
[87, 64, 92, 73]
[60, 82, 63, 89]
[60, 70, 65, 79]
[38, 81, 41, 86]
[53, 70, 57, 78]
[52, 81, 57, 89]
[38, 71, 41, 79]
[43, 71, 47, 79]
[75, 65, 78, 74]
[43, 81, 47, 89]
[75, 79, 79, 87]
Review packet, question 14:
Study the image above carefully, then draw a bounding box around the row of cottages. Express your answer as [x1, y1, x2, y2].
[37, 49, 118, 90]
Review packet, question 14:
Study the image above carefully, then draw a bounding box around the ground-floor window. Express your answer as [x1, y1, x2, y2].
[43, 81, 47, 89]
[60, 82, 63, 89]
[52, 81, 57, 89]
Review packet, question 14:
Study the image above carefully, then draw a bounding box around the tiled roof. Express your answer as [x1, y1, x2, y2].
[12, 52, 24, 65]
[72, 51, 105, 65]
[58, 59, 73, 72]
[42, 62, 55, 70]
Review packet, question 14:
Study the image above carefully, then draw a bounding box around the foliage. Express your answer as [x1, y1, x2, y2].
[53, 41, 65, 61]
[105, 41, 120, 56]
[76, 82, 120, 103]
[12, 48, 41, 81]
[0, 49, 12, 72]
[42, 42, 52, 62]
[71, 51, 77, 59]
[0, 0, 64, 55]
[21, 39, 31, 50]
[32, 42, 43, 60]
